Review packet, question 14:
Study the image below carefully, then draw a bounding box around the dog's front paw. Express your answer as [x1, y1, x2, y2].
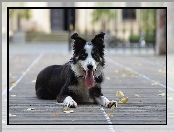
[106, 100, 117, 108]
[63, 96, 77, 108]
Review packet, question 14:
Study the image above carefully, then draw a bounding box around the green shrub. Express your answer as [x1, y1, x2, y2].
[129, 34, 155, 43]
[129, 34, 140, 43]
[144, 35, 155, 43]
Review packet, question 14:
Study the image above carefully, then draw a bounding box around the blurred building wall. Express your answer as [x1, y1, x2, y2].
[75, 2, 164, 40]
[2, 1, 171, 49]
[4, 2, 75, 34]
[4, 2, 165, 35]
[25, 2, 50, 33]
[75, 2, 141, 40]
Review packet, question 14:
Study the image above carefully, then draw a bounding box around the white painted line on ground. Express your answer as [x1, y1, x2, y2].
[107, 57, 173, 92]
[2, 53, 44, 96]
[100, 107, 115, 132]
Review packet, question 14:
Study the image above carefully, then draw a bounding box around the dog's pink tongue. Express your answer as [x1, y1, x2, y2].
[85, 70, 94, 88]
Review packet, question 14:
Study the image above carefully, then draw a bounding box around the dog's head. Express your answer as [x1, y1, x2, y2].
[71, 32, 105, 88]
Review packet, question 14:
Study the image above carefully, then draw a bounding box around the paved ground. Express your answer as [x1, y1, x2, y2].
[2, 41, 173, 131]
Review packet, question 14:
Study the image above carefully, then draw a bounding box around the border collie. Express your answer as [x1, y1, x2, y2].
[35, 32, 117, 108]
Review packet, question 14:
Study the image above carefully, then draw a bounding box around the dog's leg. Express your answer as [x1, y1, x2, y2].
[56, 95, 77, 108]
[89, 86, 117, 108]
[55, 72, 77, 108]
[95, 96, 117, 108]
[63, 96, 77, 108]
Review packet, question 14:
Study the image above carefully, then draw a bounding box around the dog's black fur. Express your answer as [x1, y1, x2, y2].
[35, 32, 116, 108]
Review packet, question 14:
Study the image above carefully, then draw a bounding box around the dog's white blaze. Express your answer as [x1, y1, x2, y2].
[81, 42, 97, 70]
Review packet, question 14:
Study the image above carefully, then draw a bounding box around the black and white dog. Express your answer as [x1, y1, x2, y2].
[35, 32, 117, 108]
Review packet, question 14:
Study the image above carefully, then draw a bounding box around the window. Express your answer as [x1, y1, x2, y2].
[122, 9, 136, 20]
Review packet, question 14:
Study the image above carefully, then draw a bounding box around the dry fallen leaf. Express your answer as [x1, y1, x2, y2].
[107, 113, 113, 118]
[158, 93, 165, 96]
[27, 108, 35, 111]
[114, 70, 118, 74]
[105, 77, 111, 80]
[64, 110, 74, 113]
[11, 82, 16, 87]
[116, 91, 124, 98]
[118, 97, 129, 104]
[61, 107, 69, 111]
[32, 80, 36, 83]
[53, 112, 59, 116]
[135, 93, 141, 97]
[110, 104, 116, 110]
[151, 81, 159, 86]
[122, 74, 126, 77]
[129, 72, 133, 76]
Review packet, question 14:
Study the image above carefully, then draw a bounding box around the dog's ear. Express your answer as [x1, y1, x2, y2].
[91, 32, 105, 48]
[91, 32, 105, 56]
[71, 33, 86, 55]
[71, 33, 79, 40]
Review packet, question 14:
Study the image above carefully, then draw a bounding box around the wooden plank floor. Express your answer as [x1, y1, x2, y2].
[8, 53, 166, 125]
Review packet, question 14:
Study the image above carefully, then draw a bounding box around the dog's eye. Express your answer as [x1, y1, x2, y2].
[81, 53, 86, 57]
[93, 49, 98, 54]
[92, 53, 100, 61]
[93, 54, 97, 58]
[79, 52, 87, 60]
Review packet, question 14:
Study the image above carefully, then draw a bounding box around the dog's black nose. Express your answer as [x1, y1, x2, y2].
[87, 65, 93, 71]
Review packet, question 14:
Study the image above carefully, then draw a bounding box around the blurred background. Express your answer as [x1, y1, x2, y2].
[2, 2, 173, 55]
